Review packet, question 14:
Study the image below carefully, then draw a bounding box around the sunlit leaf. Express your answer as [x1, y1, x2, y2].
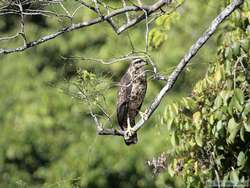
[243, 120, 250, 132]
[193, 112, 201, 129]
[242, 103, 250, 118]
[237, 152, 247, 169]
[230, 169, 239, 184]
[240, 127, 245, 142]
[240, 38, 250, 52]
[168, 163, 175, 177]
[171, 131, 179, 146]
[227, 118, 240, 144]
[214, 65, 224, 82]
[232, 42, 240, 57]
[220, 90, 233, 106]
[195, 130, 203, 147]
[234, 89, 244, 105]
[214, 95, 223, 109]
[224, 47, 233, 59]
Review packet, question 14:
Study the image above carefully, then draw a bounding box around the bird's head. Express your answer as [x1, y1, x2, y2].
[131, 58, 147, 69]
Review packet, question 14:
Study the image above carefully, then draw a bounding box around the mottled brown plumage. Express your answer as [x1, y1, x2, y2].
[117, 58, 147, 145]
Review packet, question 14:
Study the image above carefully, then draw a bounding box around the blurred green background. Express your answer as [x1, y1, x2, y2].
[0, 0, 228, 187]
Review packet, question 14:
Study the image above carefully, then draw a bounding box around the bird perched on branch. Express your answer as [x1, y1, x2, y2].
[117, 58, 147, 145]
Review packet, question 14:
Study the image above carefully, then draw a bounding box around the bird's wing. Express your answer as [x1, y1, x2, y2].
[136, 80, 147, 114]
[117, 71, 132, 130]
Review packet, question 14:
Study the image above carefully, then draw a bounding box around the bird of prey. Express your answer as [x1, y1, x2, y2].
[117, 58, 147, 145]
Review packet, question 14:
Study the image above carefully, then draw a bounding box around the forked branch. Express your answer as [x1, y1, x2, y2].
[95, 0, 244, 138]
[0, 0, 172, 55]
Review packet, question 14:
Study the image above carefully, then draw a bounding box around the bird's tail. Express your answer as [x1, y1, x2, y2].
[124, 133, 138, 145]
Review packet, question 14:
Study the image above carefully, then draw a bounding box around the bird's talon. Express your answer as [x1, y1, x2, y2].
[125, 127, 133, 137]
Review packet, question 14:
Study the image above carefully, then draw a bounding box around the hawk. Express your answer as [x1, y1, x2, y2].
[117, 58, 147, 145]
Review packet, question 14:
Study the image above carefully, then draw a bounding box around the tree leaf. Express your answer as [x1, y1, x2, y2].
[195, 130, 203, 147]
[182, 97, 196, 110]
[227, 118, 240, 144]
[220, 90, 233, 106]
[224, 47, 233, 59]
[229, 96, 243, 114]
[243, 120, 250, 132]
[230, 169, 239, 184]
[240, 38, 250, 52]
[240, 127, 245, 142]
[242, 103, 250, 118]
[168, 163, 175, 177]
[193, 111, 201, 129]
[214, 95, 223, 109]
[234, 89, 244, 105]
[225, 60, 232, 74]
[214, 66, 222, 82]
[171, 131, 179, 146]
[232, 42, 240, 57]
[237, 152, 247, 169]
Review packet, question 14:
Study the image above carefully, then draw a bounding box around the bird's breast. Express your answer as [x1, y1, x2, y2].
[129, 71, 147, 109]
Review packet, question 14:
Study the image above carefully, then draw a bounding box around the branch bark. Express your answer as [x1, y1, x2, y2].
[132, 0, 244, 132]
[0, 0, 171, 55]
[96, 0, 244, 138]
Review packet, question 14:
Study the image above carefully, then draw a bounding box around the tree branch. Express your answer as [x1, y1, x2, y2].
[90, 111, 124, 136]
[0, 0, 171, 55]
[131, 0, 244, 133]
[96, 0, 244, 138]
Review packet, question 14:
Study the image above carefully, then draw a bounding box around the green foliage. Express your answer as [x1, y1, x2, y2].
[149, 11, 181, 49]
[161, 2, 250, 187]
[0, 54, 172, 187]
[66, 70, 111, 105]
[0, 0, 237, 187]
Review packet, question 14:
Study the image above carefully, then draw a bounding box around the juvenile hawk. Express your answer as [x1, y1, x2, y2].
[117, 58, 147, 145]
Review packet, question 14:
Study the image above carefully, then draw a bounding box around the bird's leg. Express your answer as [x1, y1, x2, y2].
[125, 116, 133, 138]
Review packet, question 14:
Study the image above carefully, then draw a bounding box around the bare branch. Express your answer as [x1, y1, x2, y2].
[116, 0, 172, 34]
[0, 33, 19, 41]
[97, 0, 243, 138]
[122, 0, 130, 23]
[90, 111, 124, 136]
[59, 0, 243, 139]
[0, 0, 171, 55]
[62, 51, 168, 81]
[62, 52, 144, 64]
[59, 1, 71, 18]
[77, 0, 117, 31]
[17, 1, 27, 46]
